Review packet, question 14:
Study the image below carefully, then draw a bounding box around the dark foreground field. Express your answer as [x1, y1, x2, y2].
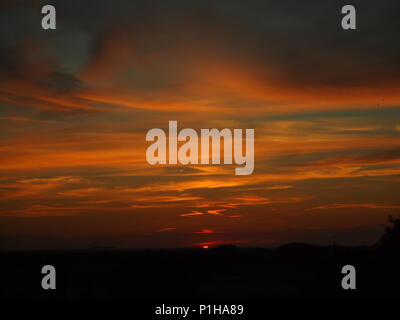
[1, 243, 399, 300]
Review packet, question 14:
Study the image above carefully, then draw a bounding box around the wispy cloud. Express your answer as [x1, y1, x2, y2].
[309, 203, 400, 210]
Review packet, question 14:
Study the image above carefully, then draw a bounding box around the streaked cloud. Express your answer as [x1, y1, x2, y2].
[309, 203, 400, 210]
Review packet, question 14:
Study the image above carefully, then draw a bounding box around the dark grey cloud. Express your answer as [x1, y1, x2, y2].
[2, 0, 400, 90]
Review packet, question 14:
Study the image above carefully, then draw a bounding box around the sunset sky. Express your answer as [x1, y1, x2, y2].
[1, 0, 399, 250]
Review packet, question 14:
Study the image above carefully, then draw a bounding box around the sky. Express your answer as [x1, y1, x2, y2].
[0, 0, 399, 250]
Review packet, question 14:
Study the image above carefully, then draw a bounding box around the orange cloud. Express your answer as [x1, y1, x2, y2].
[180, 210, 204, 217]
[194, 229, 216, 234]
[309, 203, 400, 210]
[206, 209, 226, 216]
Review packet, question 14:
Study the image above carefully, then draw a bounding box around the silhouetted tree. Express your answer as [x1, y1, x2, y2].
[378, 215, 400, 257]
